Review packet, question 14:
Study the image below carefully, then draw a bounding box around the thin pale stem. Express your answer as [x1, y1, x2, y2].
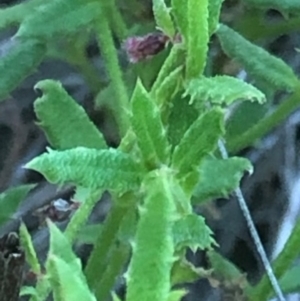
[218, 139, 286, 301]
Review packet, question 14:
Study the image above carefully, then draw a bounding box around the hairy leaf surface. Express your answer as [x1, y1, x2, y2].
[217, 24, 298, 91]
[186, 0, 209, 78]
[173, 214, 215, 252]
[25, 147, 142, 193]
[185, 76, 266, 107]
[0, 39, 45, 101]
[126, 169, 176, 301]
[208, 0, 224, 35]
[193, 157, 252, 203]
[131, 79, 169, 168]
[172, 108, 224, 176]
[152, 0, 175, 37]
[34, 80, 107, 150]
[47, 255, 96, 301]
[17, 0, 100, 39]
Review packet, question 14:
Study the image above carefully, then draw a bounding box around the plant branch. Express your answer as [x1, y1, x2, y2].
[95, 8, 130, 137]
[227, 85, 300, 154]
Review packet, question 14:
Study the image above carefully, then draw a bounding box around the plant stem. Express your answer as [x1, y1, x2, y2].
[95, 8, 130, 137]
[218, 140, 286, 301]
[65, 190, 102, 242]
[227, 86, 300, 154]
[247, 219, 300, 301]
[94, 243, 130, 301]
[84, 200, 130, 290]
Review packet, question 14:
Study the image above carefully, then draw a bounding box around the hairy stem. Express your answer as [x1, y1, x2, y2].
[95, 8, 130, 137]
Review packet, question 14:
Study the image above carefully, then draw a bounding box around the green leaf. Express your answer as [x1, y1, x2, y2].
[47, 255, 96, 301]
[167, 94, 199, 148]
[19, 223, 41, 274]
[155, 65, 183, 110]
[225, 101, 269, 142]
[278, 266, 300, 295]
[172, 108, 224, 176]
[84, 198, 132, 289]
[126, 168, 176, 301]
[243, 0, 300, 14]
[17, 0, 100, 40]
[216, 24, 298, 91]
[207, 250, 244, 281]
[25, 147, 142, 193]
[0, 184, 35, 226]
[186, 0, 209, 78]
[249, 219, 300, 300]
[192, 157, 253, 203]
[47, 220, 79, 267]
[152, 0, 175, 37]
[171, 0, 188, 43]
[173, 213, 215, 252]
[20, 286, 38, 297]
[34, 80, 107, 150]
[94, 243, 130, 301]
[208, 0, 224, 35]
[0, 38, 45, 101]
[131, 79, 170, 168]
[171, 258, 211, 285]
[185, 76, 266, 107]
[0, 0, 44, 30]
[77, 224, 103, 245]
[151, 44, 185, 97]
[167, 289, 188, 301]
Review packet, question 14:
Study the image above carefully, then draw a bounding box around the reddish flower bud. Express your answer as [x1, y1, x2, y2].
[123, 32, 170, 63]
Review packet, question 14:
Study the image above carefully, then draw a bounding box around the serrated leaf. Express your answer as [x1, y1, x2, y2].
[131, 79, 170, 168]
[25, 147, 142, 193]
[193, 157, 253, 203]
[17, 0, 100, 40]
[19, 223, 41, 274]
[243, 0, 300, 14]
[216, 24, 298, 91]
[34, 80, 107, 150]
[208, 0, 224, 35]
[173, 214, 215, 252]
[47, 255, 96, 301]
[0, 184, 35, 226]
[172, 108, 224, 176]
[126, 169, 176, 301]
[0, 38, 45, 101]
[171, 258, 211, 285]
[185, 76, 266, 107]
[151, 44, 185, 96]
[153, 0, 175, 37]
[186, 0, 209, 78]
[167, 289, 188, 301]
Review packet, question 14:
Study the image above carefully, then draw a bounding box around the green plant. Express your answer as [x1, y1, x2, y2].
[0, 0, 299, 300]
